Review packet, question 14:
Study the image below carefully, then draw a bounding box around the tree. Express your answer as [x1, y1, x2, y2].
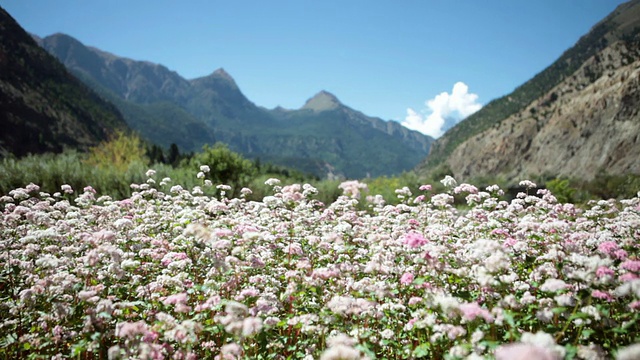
[189, 143, 256, 196]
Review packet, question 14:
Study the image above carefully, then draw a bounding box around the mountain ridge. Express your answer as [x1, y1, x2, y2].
[36, 32, 433, 178]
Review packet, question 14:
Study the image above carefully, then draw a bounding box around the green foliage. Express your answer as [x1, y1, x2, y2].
[187, 143, 256, 197]
[85, 131, 148, 172]
[546, 178, 577, 203]
[0, 151, 146, 199]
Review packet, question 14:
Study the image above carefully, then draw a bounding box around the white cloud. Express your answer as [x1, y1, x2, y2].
[401, 82, 482, 138]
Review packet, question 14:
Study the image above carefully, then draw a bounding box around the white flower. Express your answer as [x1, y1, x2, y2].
[440, 175, 457, 188]
[145, 169, 156, 177]
[519, 180, 537, 189]
[197, 172, 205, 179]
[540, 278, 568, 292]
[200, 165, 210, 173]
[616, 343, 640, 360]
[264, 178, 281, 186]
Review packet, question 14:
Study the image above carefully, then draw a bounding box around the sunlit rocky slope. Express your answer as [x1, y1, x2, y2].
[419, 0, 640, 182]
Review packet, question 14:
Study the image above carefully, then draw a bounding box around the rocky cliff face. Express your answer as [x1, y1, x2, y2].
[446, 38, 640, 182]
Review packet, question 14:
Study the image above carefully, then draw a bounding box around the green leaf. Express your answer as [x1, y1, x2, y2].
[413, 343, 430, 358]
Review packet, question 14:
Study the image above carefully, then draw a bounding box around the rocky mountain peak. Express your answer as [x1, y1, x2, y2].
[301, 90, 342, 112]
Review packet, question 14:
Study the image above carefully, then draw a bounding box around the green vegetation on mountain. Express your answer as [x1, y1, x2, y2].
[0, 7, 128, 158]
[422, 0, 640, 170]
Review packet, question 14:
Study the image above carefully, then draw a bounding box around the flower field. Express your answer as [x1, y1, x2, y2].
[1, 171, 639, 359]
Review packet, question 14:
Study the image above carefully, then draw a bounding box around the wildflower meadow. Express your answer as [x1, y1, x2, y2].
[1, 169, 639, 359]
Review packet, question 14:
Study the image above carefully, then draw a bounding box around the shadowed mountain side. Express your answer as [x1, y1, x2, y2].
[0, 7, 128, 158]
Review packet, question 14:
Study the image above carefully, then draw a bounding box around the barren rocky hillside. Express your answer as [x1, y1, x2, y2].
[420, 0, 640, 182]
[446, 39, 640, 182]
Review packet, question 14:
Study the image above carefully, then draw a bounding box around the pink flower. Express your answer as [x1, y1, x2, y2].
[629, 301, 640, 310]
[163, 293, 188, 306]
[591, 290, 613, 302]
[402, 232, 427, 248]
[419, 184, 432, 191]
[596, 266, 615, 278]
[620, 273, 640, 282]
[495, 343, 559, 360]
[400, 272, 414, 285]
[597, 241, 619, 255]
[614, 249, 628, 260]
[116, 321, 149, 339]
[408, 297, 423, 305]
[458, 302, 494, 322]
[621, 260, 640, 272]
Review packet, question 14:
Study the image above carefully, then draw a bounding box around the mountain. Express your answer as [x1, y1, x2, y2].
[0, 7, 128, 158]
[38, 33, 434, 178]
[418, 0, 640, 182]
[267, 91, 433, 178]
[36, 33, 214, 152]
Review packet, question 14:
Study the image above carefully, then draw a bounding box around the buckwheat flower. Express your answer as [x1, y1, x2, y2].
[408, 297, 423, 306]
[264, 178, 281, 186]
[402, 232, 427, 248]
[380, 329, 394, 340]
[216, 342, 243, 360]
[591, 290, 613, 302]
[621, 260, 640, 272]
[598, 241, 619, 255]
[163, 292, 188, 306]
[536, 308, 554, 323]
[320, 344, 363, 360]
[116, 321, 149, 339]
[240, 187, 252, 196]
[619, 273, 639, 282]
[540, 278, 568, 292]
[459, 302, 494, 322]
[197, 171, 205, 179]
[61, 184, 73, 194]
[441, 175, 457, 188]
[77, 290, 97, 301]
[400, 272, 414, 285]
[431, 193, 454, 207]
[495, 343, 558, 360]
[145, 169, 156, 177]
[199, 165, 210, 173]
[519, 180, 537, 189]
[170, 185, 184, 193]
[419, 184, 432, 191]
[113, 218, 133, 230]
[596, 266, 615, 278]
[616, 343, 640, 360]
[241, 317, 263, 337]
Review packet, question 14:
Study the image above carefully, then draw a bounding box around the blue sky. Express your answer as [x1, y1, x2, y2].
[1, 0, 628, 137]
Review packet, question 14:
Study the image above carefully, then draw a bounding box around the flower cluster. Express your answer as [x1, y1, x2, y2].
[0, 176, 639, 359]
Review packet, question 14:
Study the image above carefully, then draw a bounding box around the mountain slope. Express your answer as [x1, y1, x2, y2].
[422, 0, 640, 172]
[37, 33, 213, 151]
[38, 33, 434, 178]
[0, 7, 127, 158]
[419, 0, 640, 181]
[268, 91, 433, 178]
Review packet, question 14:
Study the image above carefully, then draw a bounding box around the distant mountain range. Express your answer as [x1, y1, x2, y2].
[34, 33, 433, 178]
[0, 7, 127, 157]
[419, 0, 640, 182]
